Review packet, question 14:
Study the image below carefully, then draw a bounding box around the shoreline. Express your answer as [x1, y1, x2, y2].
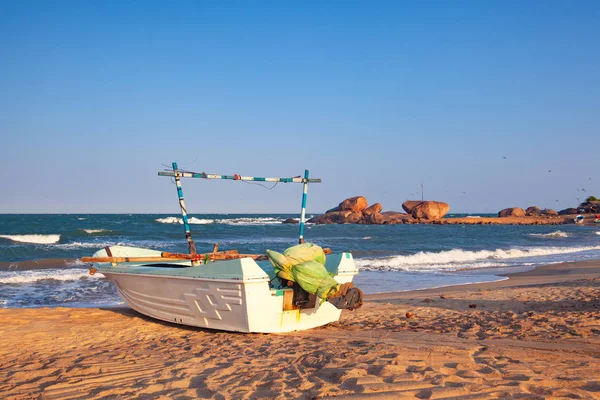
[366, 259, 600, 301]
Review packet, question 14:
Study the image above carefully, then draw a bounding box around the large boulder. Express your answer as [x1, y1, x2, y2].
[339, 196, 368, 213]
[361, 212, 384, 224]
[381, 211, 413, 224]
[410, 201, 450, 220]
[526, 206, 541, 216]
[306, 210, 364, 224]
[345, 212, 363, 224]
[362, 203, 382, 216]
[307, 210, 352, 224]
[402, 200, 424, 214]
[558, 208, 578, 215]
[498, 208, 526, 218]
[540, 209, 558, 216]
[282, 218, 299, 224]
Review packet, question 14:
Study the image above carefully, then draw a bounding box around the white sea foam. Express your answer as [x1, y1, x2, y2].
[362, 236, 372, 240]
[596, 232, 600, 235]
[355, 245, 600, 272]
[156, 217, 183, 224]
[52, 240, 176, 250]
[0, 268, 97, 284]
[528, 230, 570, 239]
[156, 216, 282, 225]
[81, 229, 109, 234]
[155, 217, 214, 224]
[215, 217, 282, 225]
[67, 259, 86, 267]
[77, 217, 87, 220]
[0, 234, 61, 244]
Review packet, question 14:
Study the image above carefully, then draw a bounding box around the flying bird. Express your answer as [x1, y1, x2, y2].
[502, 156, 507, 159]
[582, 188, 587, 192]
[548, 170, 552, 173]
[462, 192, 467, 195]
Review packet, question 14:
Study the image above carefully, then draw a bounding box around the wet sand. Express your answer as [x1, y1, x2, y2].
[2, 261, 600, 399]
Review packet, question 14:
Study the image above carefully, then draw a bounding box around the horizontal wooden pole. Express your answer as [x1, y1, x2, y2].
[161, 250, 238, 259]
[82, 248, 332, 264]
[158, 171, 321, 183]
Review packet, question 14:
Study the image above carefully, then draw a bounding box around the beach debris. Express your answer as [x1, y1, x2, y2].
[469, 304, 477, 308]
[405, 312, 415, 319]
[422, 298, 434, 303]
[440, 294, 446, 299]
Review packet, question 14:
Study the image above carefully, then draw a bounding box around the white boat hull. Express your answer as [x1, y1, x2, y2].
[94, 246, 358, 333]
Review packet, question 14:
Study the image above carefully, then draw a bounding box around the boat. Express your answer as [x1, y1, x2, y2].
[83, 163, 362, 333]
[574, 215, 585, 224]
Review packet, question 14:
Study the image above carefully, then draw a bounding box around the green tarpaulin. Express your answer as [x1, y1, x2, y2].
[266, 243, 339, 299]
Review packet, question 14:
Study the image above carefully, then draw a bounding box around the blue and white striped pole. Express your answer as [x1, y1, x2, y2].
[298, 169, 309, 244]
[172, 162, 198, 265]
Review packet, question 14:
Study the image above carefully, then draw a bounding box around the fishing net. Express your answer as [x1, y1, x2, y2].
[266, 243, 339, 299]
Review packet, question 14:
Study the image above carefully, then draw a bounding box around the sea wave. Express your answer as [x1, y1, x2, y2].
[53, 240, 177, 250]
[156, 216, 284, 225]
[355, 245, 600, 272]
[81, 229, 110, 234]
[156, 217, 214, 224]
[0, 268, 97, 284]
[528, 230, 570, 239]
[0, 234, 61, 244]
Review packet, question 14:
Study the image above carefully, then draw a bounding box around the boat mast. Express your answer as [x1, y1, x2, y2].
[298, 169, 309, 244]
[171, 162, 198, 266]
[159, 165, 321, 249]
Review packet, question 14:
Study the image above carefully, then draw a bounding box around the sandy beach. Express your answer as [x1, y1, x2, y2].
[2, 261, 600, 399]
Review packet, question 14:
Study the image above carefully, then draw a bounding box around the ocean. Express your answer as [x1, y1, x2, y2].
[1, 213, 600, 309]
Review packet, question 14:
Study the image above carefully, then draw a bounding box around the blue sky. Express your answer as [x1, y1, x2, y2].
[1, 1, 598, 214]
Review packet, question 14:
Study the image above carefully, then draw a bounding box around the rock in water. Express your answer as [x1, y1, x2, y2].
[339, 196, 368, 213]
[362, 203, 382, 216]
[381, 211, 413, 224]
[345, 212, 363, 224]
[410, 201, 450, 220]
[364, 212, 384, 224]
[498, 207, 526, 217]
[526, 206, 541, 216]
[541, 209, 558, 216]
[402, 200, 424, 214]
[282, 218, 299, 224]
[558, 208, 578, 215]
[307, 211, 352, 224]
